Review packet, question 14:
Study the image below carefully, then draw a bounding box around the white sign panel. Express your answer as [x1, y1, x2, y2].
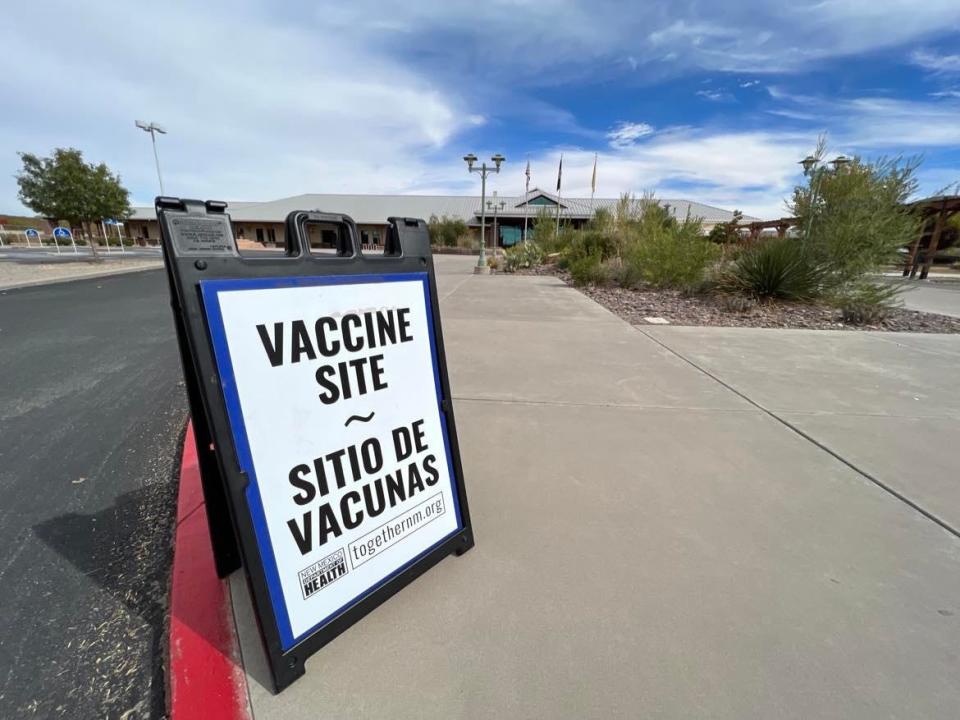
[201, 273, 462, 649]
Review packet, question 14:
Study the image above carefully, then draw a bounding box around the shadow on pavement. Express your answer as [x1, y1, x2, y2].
[32, 480, 176, 718]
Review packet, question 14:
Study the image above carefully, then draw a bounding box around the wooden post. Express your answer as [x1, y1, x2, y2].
[919, 202, 947, 280]
[903, 217, 927, 277]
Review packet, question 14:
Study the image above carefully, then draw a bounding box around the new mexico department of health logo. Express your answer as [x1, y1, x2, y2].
[298, 548, 349, 600]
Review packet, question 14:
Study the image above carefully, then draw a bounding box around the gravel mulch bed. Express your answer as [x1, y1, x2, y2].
[513, 265, 960, 333]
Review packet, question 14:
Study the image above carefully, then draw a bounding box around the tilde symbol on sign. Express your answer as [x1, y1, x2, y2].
[344, 412, 375, 427]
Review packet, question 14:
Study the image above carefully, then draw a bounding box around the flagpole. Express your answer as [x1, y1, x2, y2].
[554, 154, 563, 241]
[590, 153, 597, 214]
[522, 157, 530, 243]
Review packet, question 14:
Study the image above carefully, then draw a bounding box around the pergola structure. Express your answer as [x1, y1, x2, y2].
[728, 195, 959, 280]
[901, 195, 960, 280]
[733, 217, 799, 241]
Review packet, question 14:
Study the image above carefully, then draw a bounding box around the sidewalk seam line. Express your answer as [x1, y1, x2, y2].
[634, 326, 960, 542]
[440, 273, 474, 301]
[452, 395, 755, 412]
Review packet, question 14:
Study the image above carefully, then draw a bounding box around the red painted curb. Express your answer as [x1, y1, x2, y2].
[168, 420, 252, 720]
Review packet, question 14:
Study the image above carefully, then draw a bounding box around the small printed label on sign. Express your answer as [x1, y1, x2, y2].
[298, 549, 349, 600]
[169, 216, 237, 255]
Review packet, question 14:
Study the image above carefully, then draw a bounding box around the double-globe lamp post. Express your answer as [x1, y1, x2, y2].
[487, 194, 505, 253]
[463, 153, 505, 273]
[798, 154, 849, 241]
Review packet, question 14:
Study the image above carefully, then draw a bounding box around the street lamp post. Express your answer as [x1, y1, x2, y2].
[487, 193, 506, 256]
[799, 153, 850, 242]
[463, 153, 505, 273]
[135, 120, 167, 195]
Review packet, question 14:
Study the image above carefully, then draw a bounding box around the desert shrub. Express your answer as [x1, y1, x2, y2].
[602, 257, 644, 288]
[527, 208, 568, 255]
[427, 214, 468, 247]
[626, 216, 718, 289]
[715, 293, 756, 314]
[723, 237, 825, 300]
[486, 254, 500, 271]
[565, 227, 617, 265]
[568, 252, 608, 286]
[790, 141, 922, 288]
[503, 241, 544, 272]
[707, 210, 744, 244]
[834, 281, 901, 324]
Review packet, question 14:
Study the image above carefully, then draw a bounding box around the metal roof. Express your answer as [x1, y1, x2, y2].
[129, 189, 756, 225]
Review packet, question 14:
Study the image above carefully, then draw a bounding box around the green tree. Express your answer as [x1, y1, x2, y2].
[427, 214, 468, 247]
[529, 207, 561, 252]
[707, 209, 744, 244]
[789, 143, 921, 288]
[16, 148, 132, 257]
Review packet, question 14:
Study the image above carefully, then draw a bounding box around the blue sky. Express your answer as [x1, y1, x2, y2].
[2, 0, 959, 219]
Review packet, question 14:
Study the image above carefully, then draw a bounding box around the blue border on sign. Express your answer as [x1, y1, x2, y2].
[199, 272, 464, 651]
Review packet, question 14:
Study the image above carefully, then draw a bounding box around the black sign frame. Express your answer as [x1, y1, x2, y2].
[157, 198, 474, 692]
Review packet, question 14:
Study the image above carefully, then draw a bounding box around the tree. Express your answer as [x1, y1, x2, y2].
[16, 148, 132, 258]
[427, 214, 468, 247]
[707, 209, 744, 244]
[789, 143, 922, 288]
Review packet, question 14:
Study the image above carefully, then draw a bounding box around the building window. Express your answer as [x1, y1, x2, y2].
[237, 227, 245, 239]
[267, 228, 276, 245]
[528, 196, 557, 206]
[256, 228, 264, 243]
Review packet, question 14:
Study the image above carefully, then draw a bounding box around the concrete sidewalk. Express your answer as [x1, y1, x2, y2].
[231, 256, 960, 719]
[898, 280, 960, 319]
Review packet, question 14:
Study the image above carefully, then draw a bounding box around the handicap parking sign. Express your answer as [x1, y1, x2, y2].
[53, 227, 72, 239]
[25, 228, 39, 239]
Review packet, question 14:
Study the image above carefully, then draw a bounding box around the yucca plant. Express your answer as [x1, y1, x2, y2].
[723, 237, 826, 301]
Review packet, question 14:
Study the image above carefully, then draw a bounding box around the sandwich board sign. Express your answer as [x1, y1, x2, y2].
[157, 198, 473, 692]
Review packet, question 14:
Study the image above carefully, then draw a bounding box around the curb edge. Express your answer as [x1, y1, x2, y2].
[168, 420, 252, 720]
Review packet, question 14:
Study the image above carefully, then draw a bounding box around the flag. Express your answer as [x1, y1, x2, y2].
[591, 153, 597, 194]
[556, 154, 563, 192]
[525, 159, 531, 193]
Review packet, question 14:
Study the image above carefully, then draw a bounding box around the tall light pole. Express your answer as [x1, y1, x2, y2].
[464, 153, 505, 274]
[136, 120, 167, 195]
[487, 193, 505, 254]
[799, 153, 849, 242]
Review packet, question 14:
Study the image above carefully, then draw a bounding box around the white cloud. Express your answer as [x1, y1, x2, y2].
[766, 89, 960, 149]
[911, 49, 960, 74]
[489, 129, 809, 220]
[696, 89, 734, 102]
[607, 122, 655, 148]
[0, 0, 474, 210]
